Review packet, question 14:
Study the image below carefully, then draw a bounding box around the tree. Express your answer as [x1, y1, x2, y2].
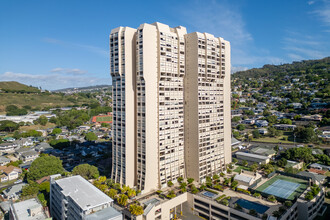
[236, 124, 246, 131]
[252, 129, 260, 138]
[266, 115, 277, 124]
[232, 116, 241, 122]
[85, 132, 98, 141]
[232, 158, 238, 164]
[295, 127, 318, 143]
[117, 194, 128, 206]
[72, 164, 100, 179]
[167, 180, 174, 187]
[0, 120, 19, 132]
[51, 128, 62, 135]
[242, 160, 248, 166]
[250, 163, 259, 172]
[187, 178, 194, 184]
[36, 115, 48, 126]
[177, 176, 184, 183]
[27, 155, 64, 181]
[279, 119, 292, 125]
[129, 203, 144, 216]
[107, 189, 118, 199]
[21, 183, 39, 197]
[277, 158, 287, 167]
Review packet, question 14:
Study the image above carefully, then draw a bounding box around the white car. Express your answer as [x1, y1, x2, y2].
[14, 179, 23, 184]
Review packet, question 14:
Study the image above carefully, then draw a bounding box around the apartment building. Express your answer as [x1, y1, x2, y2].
[50, 175, 122, 220]
[184, 32, 231, 182]
[110, 27, 137, 187]
[135, 23, 187, 192]
[110, 22, 231, 193]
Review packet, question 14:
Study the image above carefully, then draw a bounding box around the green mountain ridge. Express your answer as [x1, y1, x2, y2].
[233, 57, 330, 80]
[0, 81, 40, 93]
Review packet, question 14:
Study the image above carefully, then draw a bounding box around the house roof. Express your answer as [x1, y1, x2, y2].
[235, 152, 269, 160]
[0, 165, 22, 175]
[3, 183, 27, 197]
[234, 174, 253, 183]
[250, 147, 276, 156]
[298, 171, 326, 182]
[36, 176, 51, 184]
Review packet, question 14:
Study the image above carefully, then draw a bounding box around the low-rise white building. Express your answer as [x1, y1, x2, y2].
[50, 175, 122, 220]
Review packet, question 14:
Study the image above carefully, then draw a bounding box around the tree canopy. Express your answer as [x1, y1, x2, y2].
[72, 164, 100, 180]
[27, 155, 64, 181]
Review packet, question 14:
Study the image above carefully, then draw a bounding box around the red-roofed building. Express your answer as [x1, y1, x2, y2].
[308, 168, 327, 175]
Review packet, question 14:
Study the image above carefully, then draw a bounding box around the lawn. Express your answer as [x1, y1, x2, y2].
[256, 175, 308, 200]
[234, 165, 251, 173]
[19, 123, 56, 132]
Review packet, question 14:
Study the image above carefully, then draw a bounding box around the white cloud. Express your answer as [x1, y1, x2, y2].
[231, 66, 249, 74]
[282, 31, 329, 60]
[310, 0, 330, 31]
[180, 0, 252, 45]
[308, 1, 316, 5]
[50, 68, 87, 75]
[0, 72, 110, 90]
[43, 38, 108, 57]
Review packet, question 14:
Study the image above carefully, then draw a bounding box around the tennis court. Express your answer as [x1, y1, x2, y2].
[262, 179, 300, 199]
[256, 175, 308, 200]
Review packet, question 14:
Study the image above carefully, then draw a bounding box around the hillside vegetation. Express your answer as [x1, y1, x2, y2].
[0, 81, 98, 113]
[233, 57, 330, 80]
[0, 81, 40, 93]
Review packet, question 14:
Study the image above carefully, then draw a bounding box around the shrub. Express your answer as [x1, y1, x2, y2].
[305, 191, 314, 201]
[234, 203, 242, 210]
[156, 190, 162, 194]
[213, 184, 224, 192]
[187, 178, 194, 184]
[249, 209, 257, 216]
[253, 192, 261, 198]
[267, 195, 276, 202]
[284, 201, 292, 207]
[167, 181, 173, 187]
[205, 188, 219, 195]
[237, 188, 251, 195]
[220, 199, 229, 206]
[216, 194, 226, 201]
[177, 177, 184, 183]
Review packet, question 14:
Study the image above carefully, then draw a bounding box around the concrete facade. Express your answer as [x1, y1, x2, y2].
[110, 22, 231, 193]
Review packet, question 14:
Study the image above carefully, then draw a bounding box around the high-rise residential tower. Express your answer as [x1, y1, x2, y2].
[110, 27, 137, 187]
[184, 32, 231, 182]
[110, 22, 231, 193]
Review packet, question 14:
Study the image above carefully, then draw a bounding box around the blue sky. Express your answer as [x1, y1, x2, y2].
[0, 0, 329, 90]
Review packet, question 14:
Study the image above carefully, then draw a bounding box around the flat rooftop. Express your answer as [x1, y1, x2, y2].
[55, 175, 113, 211]
[12, 198, 47, 220]
[85, 206, 122, 220]
[236, 152, 269, 160]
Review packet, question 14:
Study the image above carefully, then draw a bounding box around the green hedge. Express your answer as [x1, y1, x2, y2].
[205, 188, 219, 195]
[237, 188, 251, 195]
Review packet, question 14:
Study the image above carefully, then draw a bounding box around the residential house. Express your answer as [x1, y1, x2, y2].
[288, 103, 303, 109]
[273, 124, 296, 130]
[0, 156, 10, 166]
[258, 128, 268, 134]
[255, 120, 268, 127]
[0, 143, 17, 153]
[242, 119, 255, 125]
[0, 166, 22, 182]
[20, 150, 39, 163]
[2, 183, 27, 200]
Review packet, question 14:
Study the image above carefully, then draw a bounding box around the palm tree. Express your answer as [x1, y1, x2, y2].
[117, 194, 128, 206]
[129, 203, 144, 216]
